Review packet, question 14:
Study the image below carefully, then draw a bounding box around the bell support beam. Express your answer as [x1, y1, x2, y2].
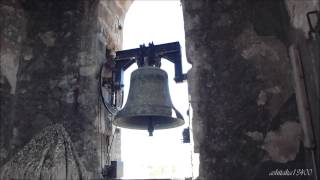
[111, 41, 187, 90]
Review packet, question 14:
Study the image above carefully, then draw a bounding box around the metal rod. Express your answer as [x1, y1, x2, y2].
[289, 45, 318, 180]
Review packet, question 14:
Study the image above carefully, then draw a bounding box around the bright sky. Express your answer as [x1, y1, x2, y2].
[120, 0, 198, 179]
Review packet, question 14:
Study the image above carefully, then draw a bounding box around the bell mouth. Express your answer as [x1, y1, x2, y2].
[113, 115, 184, 130]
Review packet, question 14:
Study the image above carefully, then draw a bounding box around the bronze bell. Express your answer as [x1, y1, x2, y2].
[113, 66, 184, 136]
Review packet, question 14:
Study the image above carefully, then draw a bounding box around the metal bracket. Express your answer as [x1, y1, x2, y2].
[113, 41, 187, 85]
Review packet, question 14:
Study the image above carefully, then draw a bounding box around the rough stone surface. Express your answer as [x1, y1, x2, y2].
[262, 121, 302, 163]
[1, 0, 319, 179]
[0, 0, 132, 179]
[181, 0, 319, 179]
[0, 124, 87, 180]
[0, 3, 26, 94]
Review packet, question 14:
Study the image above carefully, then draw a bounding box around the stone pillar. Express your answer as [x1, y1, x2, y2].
[0, 0, 132, 179]
[182, 0, 318, 179]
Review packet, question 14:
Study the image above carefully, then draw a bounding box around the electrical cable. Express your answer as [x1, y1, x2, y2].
[99, 64, 117, 115]
[99, 62, 122, 165]
[105, 113, 118, 165]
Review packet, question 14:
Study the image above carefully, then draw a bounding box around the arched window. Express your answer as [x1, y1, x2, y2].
[120, 0, 198, 179]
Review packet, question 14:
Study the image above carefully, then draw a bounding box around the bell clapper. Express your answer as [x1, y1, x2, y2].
[148, 118, 154, 136]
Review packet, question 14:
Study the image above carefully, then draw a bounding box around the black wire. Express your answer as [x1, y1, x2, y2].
[99, 64, 117, 115]
[99, 60, 124, 166]
[106, 124, 117, 164]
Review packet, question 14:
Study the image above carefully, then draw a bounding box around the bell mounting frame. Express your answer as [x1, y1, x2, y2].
[101, 41, 187, 115]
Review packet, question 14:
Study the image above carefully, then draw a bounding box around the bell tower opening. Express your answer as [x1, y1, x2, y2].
[119, 0, 199, 179]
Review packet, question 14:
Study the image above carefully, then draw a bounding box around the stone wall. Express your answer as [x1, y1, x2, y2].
[1, 0, 319, 179]
[181, 0, 319, 179]
[0, 0, 132, 179]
